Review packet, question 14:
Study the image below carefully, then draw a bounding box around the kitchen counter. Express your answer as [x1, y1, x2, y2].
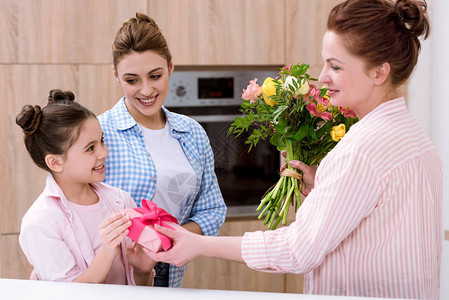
[0, 278, 396, 300]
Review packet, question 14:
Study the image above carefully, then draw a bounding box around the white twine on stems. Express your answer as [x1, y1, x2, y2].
[281, 168, 303, 181]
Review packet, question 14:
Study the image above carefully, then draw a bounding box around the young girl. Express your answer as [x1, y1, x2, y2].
[17, 89, 155, 285]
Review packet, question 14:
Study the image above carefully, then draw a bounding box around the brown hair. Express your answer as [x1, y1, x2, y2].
[327, 0, 430, 86]
[16, 89, 96, 172]
[112, 12, 172, 68]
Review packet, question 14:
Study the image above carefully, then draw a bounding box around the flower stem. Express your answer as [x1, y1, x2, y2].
[257, 189, 274, 211]
[258, 201, 272, 219]
[280, 182, 295, 217]
[271, 176, 285, 200]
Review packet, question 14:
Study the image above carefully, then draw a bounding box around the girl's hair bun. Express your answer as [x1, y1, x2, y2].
[16, 104, 42, 136]
[395, 0, 430, 39]
[48, 89, 75, 104]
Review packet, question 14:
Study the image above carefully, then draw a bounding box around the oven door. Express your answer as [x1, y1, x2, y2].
[167, 106, 280, 217]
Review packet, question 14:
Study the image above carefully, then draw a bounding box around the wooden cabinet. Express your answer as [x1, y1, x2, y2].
[183, 215, 304, 293]
[284, 0, 344, 77]
[0, 234, 32, 279]
[0, 0, 148, 64]
[149, 0, 285, 65]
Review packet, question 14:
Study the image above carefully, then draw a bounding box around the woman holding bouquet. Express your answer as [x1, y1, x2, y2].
[98, 13, 226, 287]
[148, 0, 442, 298]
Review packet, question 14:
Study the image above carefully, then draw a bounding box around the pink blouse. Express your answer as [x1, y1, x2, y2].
[20, 175, 137, 284]
[242, 98, 442, 299]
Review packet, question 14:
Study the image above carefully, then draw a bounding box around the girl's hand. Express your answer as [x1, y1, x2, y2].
[98, 212, 131, 257]
[126, 241, 157, 274]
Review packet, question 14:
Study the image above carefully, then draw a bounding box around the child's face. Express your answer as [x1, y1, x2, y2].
[60, 117, 108, 184]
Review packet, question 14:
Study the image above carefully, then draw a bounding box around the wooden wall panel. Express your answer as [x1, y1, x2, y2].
[18, 0, 148, 63]
[0, 65, 79, 233]
[0, 233, 32, 279]
[150, 0, 285, 65]
[183, 218, 287, 292]
[285, 0, 344, 75]
[0, 0, 18, 63]
[78, 65, 124, 115]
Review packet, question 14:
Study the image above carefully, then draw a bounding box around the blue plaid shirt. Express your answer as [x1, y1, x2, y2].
[98, 98, 226, 287]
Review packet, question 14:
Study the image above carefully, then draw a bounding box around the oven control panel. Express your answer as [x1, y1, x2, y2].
[165, 70, 278, 107]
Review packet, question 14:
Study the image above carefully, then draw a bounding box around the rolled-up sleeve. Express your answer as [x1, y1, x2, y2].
[242, 149, 381, 273]
[188, 130, 226, 237]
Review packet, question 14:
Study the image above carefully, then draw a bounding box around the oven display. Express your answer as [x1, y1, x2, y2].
[198, 77, 234, 99]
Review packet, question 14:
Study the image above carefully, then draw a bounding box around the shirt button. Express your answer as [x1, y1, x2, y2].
[152, 176, 156, 181]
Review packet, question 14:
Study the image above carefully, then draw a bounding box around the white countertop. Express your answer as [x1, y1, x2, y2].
[0, 278, 394, 300]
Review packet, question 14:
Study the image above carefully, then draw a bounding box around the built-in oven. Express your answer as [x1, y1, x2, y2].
[165, 70, 280, 217]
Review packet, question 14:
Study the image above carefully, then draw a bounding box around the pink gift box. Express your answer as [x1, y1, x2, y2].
[123, 199, 178, 253]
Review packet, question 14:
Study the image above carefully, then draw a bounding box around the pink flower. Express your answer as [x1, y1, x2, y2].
[242, 78, 262, 104]
[306, 84, 320, 98]
[339, 107, 357, 118]
[305, 86, 332, 121]
[305, 102, 333, 121]
[281, 64, 291, 72]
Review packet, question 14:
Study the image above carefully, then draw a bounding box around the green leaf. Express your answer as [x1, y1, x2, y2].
[269, 132, 286, 148]
[274, 117, 288, 132]
[289, 124, 309, 141]
[309, 124, 318, 140]
[315, 121, 333, 137]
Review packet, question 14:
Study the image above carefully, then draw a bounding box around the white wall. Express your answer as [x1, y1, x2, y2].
[407, 0, 449, 298]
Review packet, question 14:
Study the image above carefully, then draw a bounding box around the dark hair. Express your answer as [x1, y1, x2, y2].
[16, 89, 96, 172]
[327, 0, 430, 86]
[112, 12, 172, 68]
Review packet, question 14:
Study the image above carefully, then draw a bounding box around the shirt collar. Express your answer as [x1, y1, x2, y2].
[43, 174, 67, 200]
[110, 97, 190, 133]
[110, 97, 139, 131]
[162, 106, 190, 133]
[353, 97, 406, 129]
[42, 174, 108, 205]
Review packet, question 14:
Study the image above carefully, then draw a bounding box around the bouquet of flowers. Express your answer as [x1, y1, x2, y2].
[229, 63, 358, 230]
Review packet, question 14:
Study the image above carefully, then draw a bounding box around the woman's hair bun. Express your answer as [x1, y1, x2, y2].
[135, 12, 159, 29]
[395, 0, 430, 39]
[48, 89, 75, 104]
[16, 104, 42, 136]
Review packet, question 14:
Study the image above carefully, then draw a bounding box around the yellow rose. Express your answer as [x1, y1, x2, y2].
[330, 124, 346, 142]
[262, 77, 278, 106]
[296, 81, 310, 96]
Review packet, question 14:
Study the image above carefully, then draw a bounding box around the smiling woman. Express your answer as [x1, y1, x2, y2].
[97, 12, 227, 288]
[113, 51, 173, 129]
[146, 1, 443, 298]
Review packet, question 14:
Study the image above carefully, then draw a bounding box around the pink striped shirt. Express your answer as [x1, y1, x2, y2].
[241, 97, 442, 299]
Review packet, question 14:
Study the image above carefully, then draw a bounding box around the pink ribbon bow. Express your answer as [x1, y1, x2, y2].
[128, 199, 178, 251]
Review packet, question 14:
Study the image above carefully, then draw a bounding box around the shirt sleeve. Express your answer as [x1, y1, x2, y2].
[19, 211, 82, 282]
[188, 129, 227, 237]
[241, 149, 382, 273]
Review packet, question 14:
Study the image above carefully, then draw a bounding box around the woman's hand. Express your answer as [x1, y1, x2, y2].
[98, 212, 131, 257]
[281, 151, 318, 196]
[144, 223, 203, 267]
